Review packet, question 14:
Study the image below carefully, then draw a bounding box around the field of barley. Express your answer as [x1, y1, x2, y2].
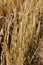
[0, 0, 43, 65]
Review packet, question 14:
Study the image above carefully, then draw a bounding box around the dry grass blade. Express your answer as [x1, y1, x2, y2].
[0, 0, 43, 65]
